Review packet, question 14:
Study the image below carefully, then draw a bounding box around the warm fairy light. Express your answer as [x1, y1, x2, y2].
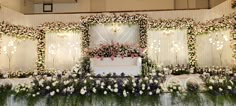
[2, 40, 17, 71]
[111, 23, 120, 33]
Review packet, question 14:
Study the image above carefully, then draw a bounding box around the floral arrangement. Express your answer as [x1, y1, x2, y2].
[38, 22, 81, 32]
[167, 82, 183, 93]
[203, 75, 236, 95]
[85, 42, 144, 59]
[196, 66, 233, 76]
[0, 21, 45, 71]
[80, 14, 148, 50]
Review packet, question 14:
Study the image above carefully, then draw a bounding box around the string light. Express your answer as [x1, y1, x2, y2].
[2, 40, 17, 71]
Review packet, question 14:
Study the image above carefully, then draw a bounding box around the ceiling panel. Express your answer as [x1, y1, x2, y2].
[31, 0, 77, 4]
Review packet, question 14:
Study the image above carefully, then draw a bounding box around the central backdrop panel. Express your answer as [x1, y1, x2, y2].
[89, 24, 139, 47]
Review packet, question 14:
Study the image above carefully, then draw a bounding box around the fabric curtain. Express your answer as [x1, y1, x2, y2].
[45, 32, 81, 70]
[147, 30, 188, 66]
[89, 24, 139, 48]
[196, 30, 233, 67]
[0, 36, 37, 72]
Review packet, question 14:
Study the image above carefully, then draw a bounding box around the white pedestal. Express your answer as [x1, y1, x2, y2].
[90, 57, 142, 76]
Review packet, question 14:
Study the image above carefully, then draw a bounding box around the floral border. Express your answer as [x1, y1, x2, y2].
[193, 12, 236, 67]
[0, 21, 45, 71]
[79, 14, 148, 51]
[147, 18, 196, 67]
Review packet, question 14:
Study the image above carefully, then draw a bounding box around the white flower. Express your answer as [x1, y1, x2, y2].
[101, 86, 104, 89]
[149, 80, 153, 83]
[178, 86, 182, 90]
[229, 80, 234, 85]
[36, 92, 40, 95]
[123, 90, 127, 97]
[83, 80, 87, 84]
[219, 79, 224, 83]
[101, 82, 105, 86]
[114, 88, 118, 93]
[173, 86, 176, 90]
[209, 79, 215, 83]
[80, 88, 86, 95]
[228, 86, 232, 90]
[144, 77, 148, 80]
[133, 83, 136, 87]
[156, 88, 161, 94]
[114, 84, 118, 88]
[96, 80, 101, 84]
[148, 92, 153, 95]
[50, 91, 55, 96]
[147, 86, 150, 90]
[92, 87, 96, 93]
[72, 74, 77, 77]
[142, 84, 145, 87]
[170, 89, 173, 92]
[139, 91, 143, 95]
[219, 88, 223, 92]
[32, 94, 36, 97]
[31, 83, 35, 86]
[108, 85, 111, 90]
[56, 89, 60, 93]
[154, 80, 158, 83]
[104, 91, 107, 95]
[209, 86, 213, 90]
[46, 86, 50, 90]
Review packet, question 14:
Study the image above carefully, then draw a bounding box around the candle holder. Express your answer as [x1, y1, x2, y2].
[68, 42, 80, 65]
[2, 41, 16, 71]
[48, 44, 58, 69]
[171, 41, 184, 64]
[208, 33, 228, 66]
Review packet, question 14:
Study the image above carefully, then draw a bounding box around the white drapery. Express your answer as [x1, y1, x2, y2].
[45, 32, 81, 70]
[0, 36, 37, 72]
[147, 30, 188, 66]
[89, 24, 139, 48]
[196, 30, 233, 67]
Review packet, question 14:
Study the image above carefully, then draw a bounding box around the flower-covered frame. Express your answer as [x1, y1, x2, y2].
[0, 21, 45, 71]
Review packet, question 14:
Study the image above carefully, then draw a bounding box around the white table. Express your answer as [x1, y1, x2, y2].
[90, 57, 142, 76]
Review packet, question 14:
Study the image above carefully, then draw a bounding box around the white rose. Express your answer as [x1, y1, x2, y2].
[108, 85, 111, 90]
[114, 88, 118, 93]
[209, 86, 213, 90]
[148, 92, 153, 95]
[114, 84, 118, 88]
[123, 90, 127, 97]
[139, 91, 143, 95]
[46, 86, 50, 90]
[156, 88, 161, 94]
[154, 80, 158, 83]
[96, 80, 101, 84]
[32, 94, 36, 97]
[133, 83, 136, 87]
[228, 86, 232, 90]
[56, 89, 60, 93]
[219, 88, 223, 92]
[92, 87, 96, 93]
[173, 86, 176, 90]
[219, 79, 224, 83]
[104, 91, 107, 95]
[149, 80, 153, 83]
[50, 91, 55, 96]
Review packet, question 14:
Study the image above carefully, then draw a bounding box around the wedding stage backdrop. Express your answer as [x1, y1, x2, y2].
[147, 30, 188, 66]
[196, 30, 233, 67]
[45, 32, 81, 70]
[0, 36, 37, 72]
